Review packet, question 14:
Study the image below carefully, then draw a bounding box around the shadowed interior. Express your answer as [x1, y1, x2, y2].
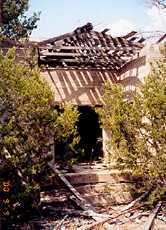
[76, 106, 102, 162]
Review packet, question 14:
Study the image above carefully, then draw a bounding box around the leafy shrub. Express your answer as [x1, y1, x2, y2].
[99, 47, 166, 204]
[0, 49, 79, 220]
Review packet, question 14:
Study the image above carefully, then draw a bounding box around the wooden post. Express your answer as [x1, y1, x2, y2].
[102, 128, 112, 164]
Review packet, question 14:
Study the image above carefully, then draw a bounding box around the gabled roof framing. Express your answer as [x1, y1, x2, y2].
[38, 23, 145, 70]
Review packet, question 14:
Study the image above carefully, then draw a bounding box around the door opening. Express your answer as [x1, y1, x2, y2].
[53, 105, 103, 164]
[76, 106, 102, 162]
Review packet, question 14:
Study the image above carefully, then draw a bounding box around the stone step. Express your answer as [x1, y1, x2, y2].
[65, 170, 136, 185]
[41, 182, 133, 207]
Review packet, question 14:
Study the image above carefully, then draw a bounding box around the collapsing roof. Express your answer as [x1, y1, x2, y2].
[38, 23, 145, 70]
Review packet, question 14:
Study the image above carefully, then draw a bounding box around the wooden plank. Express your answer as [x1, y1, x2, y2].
[77, 217, 113, 230]
[39, 45, 113, 53]
[39, 32, 73, 46]
[111, 37, 119, 47]
[42, 206, 109, 219]
[40, 58, 81, 63]
[144, 201, 162, 230]
[157, 214, 166, 222]
[157, 33, 166, 43]
[117, 37, 127, 47]
[53, 215, 68, 230]
[128, 41, 144, 48]
[122, 31, 138, 39]
[39, 41, 143, 52]
[48, 163, 94, 210]
[39, 58, 120, 69]
[39, 42, 142, 58]
[48, 163, 114, 229]
[120, 191, 150, 212]
[40, 52, 82, 57]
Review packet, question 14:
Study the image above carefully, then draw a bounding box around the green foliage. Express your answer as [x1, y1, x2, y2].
[0, 0, 40, 39]
[23, 44, 39, 69]
[99, 48, 166, 204]
[0, 49, 79, 220]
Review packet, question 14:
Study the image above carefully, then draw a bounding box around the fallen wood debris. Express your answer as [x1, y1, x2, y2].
[48, 163, 95, 211]
[115, 211, 150, 225]
[143, 201, 162, 230]
[47, 163, 166, 229]
[69, 195, 110, 219]
[157, 214, 166, 222]
[48, 163, 114, 230]
[110, 205, 141, 223]
[77, 218, 114, 230]
[54, 214, 68, 230]
[129, 211, 149, 221]
[42, 206, 109, 219]
[120, 190, 150, 212]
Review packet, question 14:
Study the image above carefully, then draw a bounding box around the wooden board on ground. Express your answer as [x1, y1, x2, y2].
[48, 163, 114, 229]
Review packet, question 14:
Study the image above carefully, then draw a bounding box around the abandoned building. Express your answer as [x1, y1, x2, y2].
[1, 23, 165, 162]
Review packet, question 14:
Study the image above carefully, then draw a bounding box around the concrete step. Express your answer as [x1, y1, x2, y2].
[41, 182, 134, 207]
[65, 170, 136, 185]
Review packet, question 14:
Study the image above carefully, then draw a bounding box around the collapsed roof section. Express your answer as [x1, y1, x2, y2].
[38, 23, 145, 70]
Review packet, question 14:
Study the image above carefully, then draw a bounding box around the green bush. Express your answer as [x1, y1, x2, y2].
[99, 47, 166, 204]
[0, 49, 79, 220]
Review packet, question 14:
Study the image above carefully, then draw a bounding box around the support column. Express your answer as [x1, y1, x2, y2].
[102, 128, 112, 165]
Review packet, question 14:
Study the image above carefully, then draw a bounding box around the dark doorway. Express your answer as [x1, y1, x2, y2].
[77, 106, 102, 162]
[53, 105, 103, 164]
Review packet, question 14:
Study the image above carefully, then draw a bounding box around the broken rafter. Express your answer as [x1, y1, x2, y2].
[38, 23, 145, 70]
[144, 201, 162, 230]
[120, 191, 150, 212]
[54, 215, 68, 230]
[39, 22, 93, 46]
[122, 31, 138, 39]
[157, 33, 166, 43]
